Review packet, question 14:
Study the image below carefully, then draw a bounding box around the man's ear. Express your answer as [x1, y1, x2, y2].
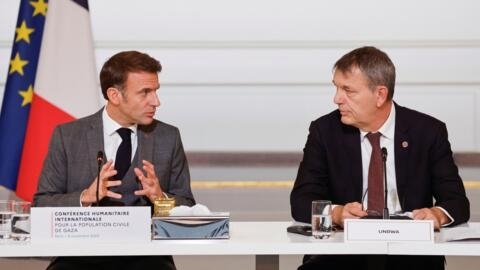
[106, 87, 120, 104]
[376, 86, 389, 107]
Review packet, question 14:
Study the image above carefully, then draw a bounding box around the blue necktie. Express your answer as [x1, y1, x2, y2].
[115, 128, 132, 180]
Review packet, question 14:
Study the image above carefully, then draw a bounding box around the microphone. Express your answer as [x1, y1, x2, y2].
[96, 151, 104, 206]
[381, 147, 389, 219]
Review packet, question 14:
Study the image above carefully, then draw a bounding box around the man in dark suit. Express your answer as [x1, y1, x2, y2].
[34, 51, 194, 270]
[290, 46, 469, 270]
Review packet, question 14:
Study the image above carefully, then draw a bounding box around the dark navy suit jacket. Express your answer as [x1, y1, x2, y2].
[291, 103, 469, 225]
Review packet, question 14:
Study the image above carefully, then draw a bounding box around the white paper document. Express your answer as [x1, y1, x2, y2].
[440, 223, 480, 242]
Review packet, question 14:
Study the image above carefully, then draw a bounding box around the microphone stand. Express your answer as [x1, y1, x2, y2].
[381, 147, 389, 219]
[96, 151, 104, 206]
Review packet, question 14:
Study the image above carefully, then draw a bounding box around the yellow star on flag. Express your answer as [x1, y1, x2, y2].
[30, 0, 48, 17]
[15, 20, 35, 43]
[9, 52, 29, 76]
[19, 85, 34, 106]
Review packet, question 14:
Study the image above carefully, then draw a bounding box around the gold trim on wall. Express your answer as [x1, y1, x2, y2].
[192, 180, 480, 189]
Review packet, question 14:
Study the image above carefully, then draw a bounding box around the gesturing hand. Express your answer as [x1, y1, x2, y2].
[81, 159, 122, 205]
[134, 160, 164, 203]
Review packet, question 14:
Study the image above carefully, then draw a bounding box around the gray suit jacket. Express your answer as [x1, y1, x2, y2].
[33, 109, 195, 207]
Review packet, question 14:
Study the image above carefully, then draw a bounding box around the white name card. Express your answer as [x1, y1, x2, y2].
[344, 219, 434, 243]
[30, 207, 151, 243]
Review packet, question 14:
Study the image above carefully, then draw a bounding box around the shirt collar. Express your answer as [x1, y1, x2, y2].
[102, 107, 137, 136]
[360, 103, 395, 141]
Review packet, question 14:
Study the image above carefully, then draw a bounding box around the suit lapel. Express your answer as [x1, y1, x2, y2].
[137, 123, 155, 167]
[394, 104, 411, 208]
[86, 109, 105, 178]
[341, 124, 363, 200]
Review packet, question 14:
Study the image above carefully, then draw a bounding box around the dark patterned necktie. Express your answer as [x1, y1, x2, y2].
[366, 132, 384, 214]
[115, 128, 132, 180]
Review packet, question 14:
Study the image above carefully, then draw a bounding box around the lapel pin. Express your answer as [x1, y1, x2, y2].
[402, 141, 408, 148]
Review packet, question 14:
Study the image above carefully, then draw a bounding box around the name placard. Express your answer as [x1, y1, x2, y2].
[344, 219, 434, 243]
[30, 207, 151, 243]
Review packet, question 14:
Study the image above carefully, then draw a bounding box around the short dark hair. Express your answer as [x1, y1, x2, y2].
[334, 46, 396, 100]
[99, 50, 162, 100]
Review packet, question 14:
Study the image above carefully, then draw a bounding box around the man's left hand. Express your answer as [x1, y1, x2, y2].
[412, 207, 450, 229]
[134, 160, 164, 203]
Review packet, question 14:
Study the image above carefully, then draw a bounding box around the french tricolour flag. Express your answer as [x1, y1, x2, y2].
[0, 0, 101, 201]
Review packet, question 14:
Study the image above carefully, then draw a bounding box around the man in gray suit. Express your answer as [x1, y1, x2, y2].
[34, 50, 194, 270]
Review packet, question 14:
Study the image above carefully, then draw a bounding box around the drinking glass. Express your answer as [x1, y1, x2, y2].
[0, 200, 15, 240]
[311, 200, 333, 239]
[11, 201, 31, 241]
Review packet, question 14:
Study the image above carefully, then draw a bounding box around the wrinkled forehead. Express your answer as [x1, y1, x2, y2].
[333, 65, 365, 80]
[334, 63, 362, 75]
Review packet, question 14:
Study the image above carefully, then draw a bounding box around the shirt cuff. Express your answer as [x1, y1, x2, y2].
[435, 206, 454, 227]
[80, 190, 92, 207]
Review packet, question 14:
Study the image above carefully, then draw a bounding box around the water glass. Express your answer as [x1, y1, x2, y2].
[0, 200, 15, 240]
[11, 201, 31, 241]
[311, 200, 333, 239]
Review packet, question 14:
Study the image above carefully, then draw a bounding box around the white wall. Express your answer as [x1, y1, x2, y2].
[1, 0, 480, 152]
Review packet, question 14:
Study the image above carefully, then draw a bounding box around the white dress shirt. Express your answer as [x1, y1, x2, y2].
[359, 104, 453, 224]
[360, 104, 400, 213]
[102, 108, 137, 164]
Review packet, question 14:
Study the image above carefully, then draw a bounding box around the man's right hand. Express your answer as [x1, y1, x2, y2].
[332, 202, 368, 227]
[80, 159, 122, 206]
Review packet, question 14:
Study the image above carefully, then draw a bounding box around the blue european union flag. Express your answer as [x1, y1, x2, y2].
[0, 0, 48, 190]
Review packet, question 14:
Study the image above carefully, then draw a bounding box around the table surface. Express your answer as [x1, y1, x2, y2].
[1, 221, 480, 257]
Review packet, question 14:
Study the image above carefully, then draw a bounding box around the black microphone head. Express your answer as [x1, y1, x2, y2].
[381, 147, 387, 161]
[97, 151, 104, 162]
